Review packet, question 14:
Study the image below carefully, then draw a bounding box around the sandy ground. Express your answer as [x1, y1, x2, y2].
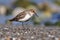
[0, 24, 60, 40]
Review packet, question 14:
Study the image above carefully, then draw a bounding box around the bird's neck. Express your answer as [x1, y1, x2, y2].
[26, 11, 34, 16]
[29, 11, 34, 16]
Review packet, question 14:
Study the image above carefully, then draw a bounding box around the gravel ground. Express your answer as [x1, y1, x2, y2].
[0, 24, 60, 40]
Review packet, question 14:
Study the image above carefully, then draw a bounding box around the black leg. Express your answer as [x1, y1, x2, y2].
[28, 18, 34, 27]
[25, 21, 30, 27]
[25, 22, 28, 26]
[22, 22, 24, 27]
[25, 19, 32, 27]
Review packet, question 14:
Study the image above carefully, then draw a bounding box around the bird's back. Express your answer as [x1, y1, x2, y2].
[9, 11, 26, 21]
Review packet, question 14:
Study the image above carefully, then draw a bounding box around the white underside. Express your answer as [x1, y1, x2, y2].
[19, 12, 34, 21]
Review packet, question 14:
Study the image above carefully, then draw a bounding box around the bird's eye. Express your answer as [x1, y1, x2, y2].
[33, 11, 35, 12]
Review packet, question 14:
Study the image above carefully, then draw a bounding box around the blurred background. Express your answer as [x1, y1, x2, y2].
[0, 0, 60, 26]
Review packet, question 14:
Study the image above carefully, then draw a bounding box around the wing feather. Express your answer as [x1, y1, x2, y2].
[9, 11, 26, 21]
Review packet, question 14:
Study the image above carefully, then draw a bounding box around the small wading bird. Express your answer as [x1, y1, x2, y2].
[9, 9, 39, 27]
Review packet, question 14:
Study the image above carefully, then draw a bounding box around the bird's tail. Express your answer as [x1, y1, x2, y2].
[9, 19, 13, 22]
[6, 19, 13, 25]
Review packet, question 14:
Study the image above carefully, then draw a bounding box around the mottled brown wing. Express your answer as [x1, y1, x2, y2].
[10, 11, 26, 21]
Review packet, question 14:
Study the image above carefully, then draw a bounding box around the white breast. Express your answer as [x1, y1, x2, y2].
[19, 12, 34, 21]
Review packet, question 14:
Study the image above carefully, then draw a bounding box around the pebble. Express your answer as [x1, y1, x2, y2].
[0, 24, 60, 40]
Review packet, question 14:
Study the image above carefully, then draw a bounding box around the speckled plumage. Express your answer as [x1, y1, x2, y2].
[9, 9, 35, 22]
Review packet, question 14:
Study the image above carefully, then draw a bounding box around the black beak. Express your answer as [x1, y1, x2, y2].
[35, 13, 39, 17]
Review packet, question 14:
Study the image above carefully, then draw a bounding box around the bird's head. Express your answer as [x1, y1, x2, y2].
[29, 9, 39, 17]
[29, 9, 36, 14]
